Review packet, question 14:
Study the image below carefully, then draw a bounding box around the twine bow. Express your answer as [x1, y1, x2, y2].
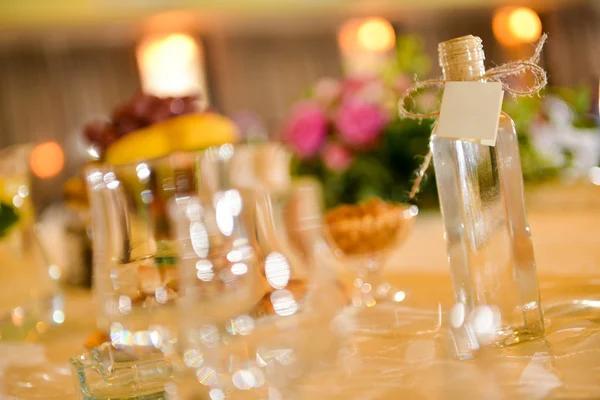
[400, 34, 548, 199]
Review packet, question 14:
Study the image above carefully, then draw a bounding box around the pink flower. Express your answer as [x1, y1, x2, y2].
[323, 143, 353, 172]
[314, 78, 341, 106]
[284, 101, 328, 158]
[357, 80, 386, 104]
[335, 98, 388, 147]
[341, 75, 377, 98]
[342, 77, 368, 96]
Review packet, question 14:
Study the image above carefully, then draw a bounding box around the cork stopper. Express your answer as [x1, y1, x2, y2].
[438, 35, 486, 81]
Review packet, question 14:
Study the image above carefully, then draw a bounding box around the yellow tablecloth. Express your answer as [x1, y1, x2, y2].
[2, 204, 600, 399]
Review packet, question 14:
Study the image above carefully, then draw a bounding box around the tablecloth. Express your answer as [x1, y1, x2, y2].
[3, 199, 600, 399]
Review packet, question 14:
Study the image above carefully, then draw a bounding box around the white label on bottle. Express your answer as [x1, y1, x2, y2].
[436, 81, 504, 147]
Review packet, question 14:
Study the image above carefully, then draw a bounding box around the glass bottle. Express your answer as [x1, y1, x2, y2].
[431, 36, 544, 347]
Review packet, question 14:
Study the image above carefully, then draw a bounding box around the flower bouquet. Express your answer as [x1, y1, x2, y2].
[283, 37, 437, 209]
[283, 36, 598, 211]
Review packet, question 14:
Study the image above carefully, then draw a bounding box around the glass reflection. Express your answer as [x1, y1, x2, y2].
[265, 252, 291, 289]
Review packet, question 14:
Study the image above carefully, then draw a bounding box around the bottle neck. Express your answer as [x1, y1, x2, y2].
[438, 35, 486, 82]
[441, 60, 486, 81]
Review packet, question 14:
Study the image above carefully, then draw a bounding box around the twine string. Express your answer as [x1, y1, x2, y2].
[402, 34, 548, 199]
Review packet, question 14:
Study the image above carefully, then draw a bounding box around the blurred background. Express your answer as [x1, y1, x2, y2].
[1, 0, 599, 211]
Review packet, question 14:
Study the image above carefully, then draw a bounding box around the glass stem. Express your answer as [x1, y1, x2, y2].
[354, 255, 387, 305]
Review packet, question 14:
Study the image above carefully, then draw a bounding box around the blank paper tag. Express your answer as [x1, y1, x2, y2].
[436, 81, 504, 147]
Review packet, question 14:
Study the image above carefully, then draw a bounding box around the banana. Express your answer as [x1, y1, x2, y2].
[105, 113, 239, 165]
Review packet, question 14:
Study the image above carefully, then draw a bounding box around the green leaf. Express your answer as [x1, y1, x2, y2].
[395, 36, 431, 78]
[0, 203, 19, 238]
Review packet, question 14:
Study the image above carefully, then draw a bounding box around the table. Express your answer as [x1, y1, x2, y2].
[2, 202, 600, 399]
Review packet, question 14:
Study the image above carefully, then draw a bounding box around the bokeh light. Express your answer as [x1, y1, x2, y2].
[338, 19, 362, 53]
[136, 33, 206, 99]
[357, 17, 396, 53]
[509, 8, 542, 43]
[589, 166, 600, 185]
[493, 7, 542, 46]
[265, 252, 291, 289]
[270, 289, 298, 316]
[338, 17, 395, 54]
[30, 141, 65, 179]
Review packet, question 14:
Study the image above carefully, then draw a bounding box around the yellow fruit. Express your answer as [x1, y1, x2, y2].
[105, 113, 239, 165]
[105, 128, 171, 165]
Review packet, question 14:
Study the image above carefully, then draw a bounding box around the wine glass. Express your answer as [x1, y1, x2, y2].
[323, 200, 439, 337]
[0, 144, 63, 340]
[168, 145, 346, 399]
[86, 153, 188, 356]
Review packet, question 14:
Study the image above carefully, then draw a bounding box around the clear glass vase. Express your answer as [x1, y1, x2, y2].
[0, 144, 64, 340]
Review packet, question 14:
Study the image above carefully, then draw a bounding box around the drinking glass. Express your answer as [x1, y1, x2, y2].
[86, 153, 190, 354]
[0, 144, 63, 340]
[323, 201, 432, 337]
[168, 145, 346, 399]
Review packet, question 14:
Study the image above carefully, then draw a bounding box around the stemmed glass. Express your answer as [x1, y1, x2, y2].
[168, 145, 346, 399]
[323, 200, 439, 337]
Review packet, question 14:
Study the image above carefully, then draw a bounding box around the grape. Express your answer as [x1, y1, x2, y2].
[131, 94, 160, 121]
[169, 98, 185, 115]
[114, 118, 140, 137]
[83, 93, 202, 155]
[147, 100, 173, 124]
[100, 127, 120, 149]
[181, 95, 200, 114]
[84, 121, 106, 143]
[111, 103, 134, 124]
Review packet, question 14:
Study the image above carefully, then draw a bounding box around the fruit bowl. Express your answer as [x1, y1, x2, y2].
[84, 94, 238, 165]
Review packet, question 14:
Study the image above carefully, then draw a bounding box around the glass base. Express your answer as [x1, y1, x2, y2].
[70, 342, 172, 400]
[495, 326, 545, 347]
[494, 298, 600, 347]
[344, 301, 442, 337]
[544, 299, 600, 322]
